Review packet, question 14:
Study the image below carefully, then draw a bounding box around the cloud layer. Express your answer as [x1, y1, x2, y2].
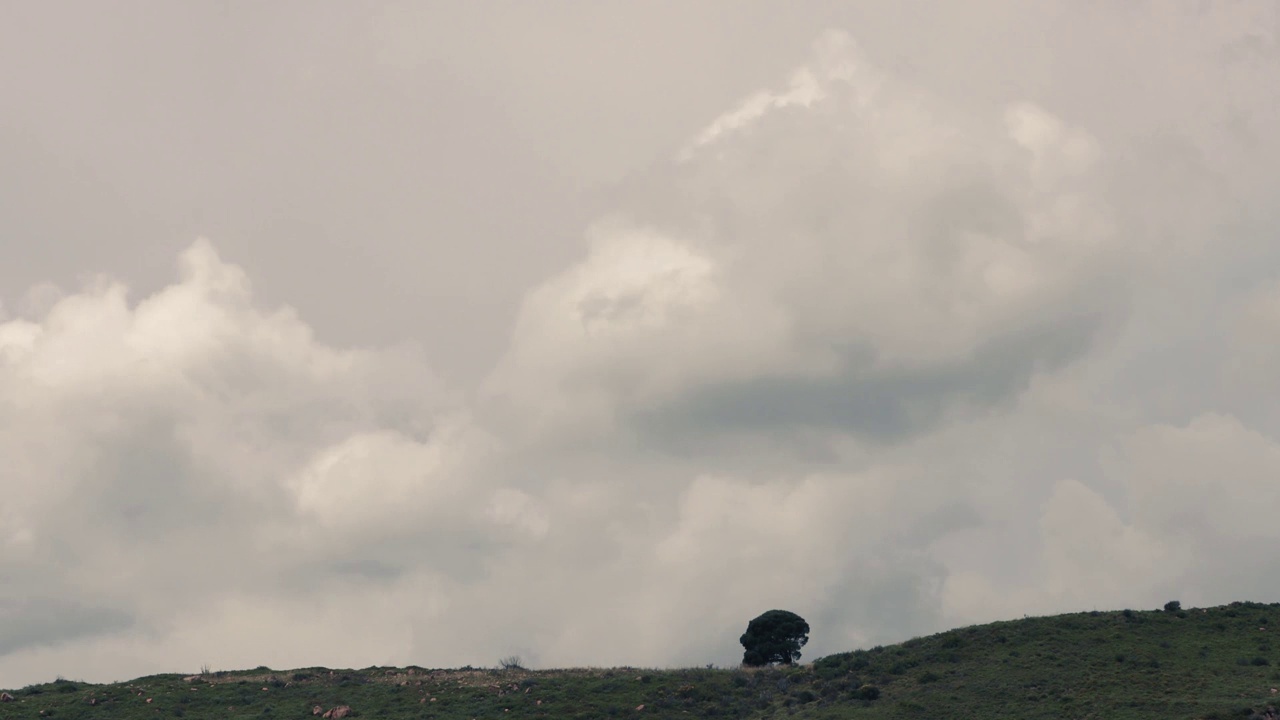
[3, 3, 1280, 686]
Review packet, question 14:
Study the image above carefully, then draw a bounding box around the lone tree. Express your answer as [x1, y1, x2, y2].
[740, 609, 810, 666]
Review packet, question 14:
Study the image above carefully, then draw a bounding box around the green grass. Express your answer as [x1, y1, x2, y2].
[6, 601, 1280, 719]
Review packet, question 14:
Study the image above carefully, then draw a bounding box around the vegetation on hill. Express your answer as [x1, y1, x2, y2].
[6, 601, 1280, 719]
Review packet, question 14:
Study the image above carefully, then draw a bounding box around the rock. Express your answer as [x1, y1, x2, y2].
[330, 706, 352, 719]
[636, 704, 645, 710]
[0, 693, 13, 702]
[312, 705, 323, 715]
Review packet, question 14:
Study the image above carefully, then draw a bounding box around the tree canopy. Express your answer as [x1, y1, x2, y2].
[740, 609, 810, 666]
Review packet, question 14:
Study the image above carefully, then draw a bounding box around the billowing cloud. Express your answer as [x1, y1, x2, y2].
[486, 30, 1130, 456]
[3, 2, 1280, 689]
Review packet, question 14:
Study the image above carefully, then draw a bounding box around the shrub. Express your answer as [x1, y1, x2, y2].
[1164, 601, 1182, 612]
[857, 684, 881, 701]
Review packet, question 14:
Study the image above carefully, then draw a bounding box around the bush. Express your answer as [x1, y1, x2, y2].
[857, 684, 881, 701]
[498, 656, 524, 670]
[1164, 601, 1182, 613]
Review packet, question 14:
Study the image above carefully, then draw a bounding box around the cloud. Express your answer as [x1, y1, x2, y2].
[3, 5, 1280, 688]
[0, 240, 465, 678]
[487, 30, 1127, 453]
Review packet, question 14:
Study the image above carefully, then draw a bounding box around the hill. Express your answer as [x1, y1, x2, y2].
[4, 601, 1280, 719]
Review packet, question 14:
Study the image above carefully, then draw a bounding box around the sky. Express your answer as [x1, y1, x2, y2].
[1, 0, 1279, 687]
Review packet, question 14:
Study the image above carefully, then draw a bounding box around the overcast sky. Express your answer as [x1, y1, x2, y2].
[2, 0, 1280, 687]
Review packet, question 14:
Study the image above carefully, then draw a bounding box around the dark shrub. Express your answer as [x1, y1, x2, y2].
[857, 684, 881, 700]
[814, 663, 845, 681]
[1164, 600, 1181, 612]
[889, 660, 918, 674]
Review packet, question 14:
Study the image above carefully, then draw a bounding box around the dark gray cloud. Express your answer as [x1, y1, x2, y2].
[633, 306, 1108, 446]
[0, 598, 133, 658]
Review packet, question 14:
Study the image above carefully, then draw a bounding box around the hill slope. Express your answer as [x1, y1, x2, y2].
[4, 602, 1280, 719]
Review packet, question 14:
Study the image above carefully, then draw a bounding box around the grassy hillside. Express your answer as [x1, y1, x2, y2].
[5, 601, 1280, 719]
